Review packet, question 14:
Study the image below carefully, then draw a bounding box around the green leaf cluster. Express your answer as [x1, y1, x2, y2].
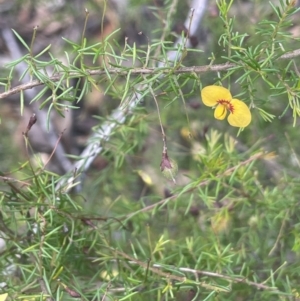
[1, 1, 300, 301]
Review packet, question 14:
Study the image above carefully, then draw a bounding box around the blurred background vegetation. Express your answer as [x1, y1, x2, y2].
[1, 0, 300, 300]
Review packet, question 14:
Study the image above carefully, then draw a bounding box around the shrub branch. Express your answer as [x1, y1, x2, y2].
[1, 47, 300, 100]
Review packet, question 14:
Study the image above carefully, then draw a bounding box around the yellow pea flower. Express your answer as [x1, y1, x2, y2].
[201, 85, 252, 127]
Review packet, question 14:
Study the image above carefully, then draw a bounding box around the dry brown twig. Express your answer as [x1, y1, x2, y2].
[111, 253, 280, 292]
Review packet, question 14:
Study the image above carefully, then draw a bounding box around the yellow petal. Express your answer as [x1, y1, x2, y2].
[201, 85, 232, 107]
[137, 170, 153, 186]
[0, 294, 7, 301]
[227, 99, 251, 127]
[214, 104, 227, 120]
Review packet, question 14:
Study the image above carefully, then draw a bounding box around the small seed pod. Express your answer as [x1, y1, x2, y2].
[160, 152, 178, 183]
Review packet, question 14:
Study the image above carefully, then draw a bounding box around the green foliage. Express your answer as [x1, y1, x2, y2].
[1, 1, 300, 301]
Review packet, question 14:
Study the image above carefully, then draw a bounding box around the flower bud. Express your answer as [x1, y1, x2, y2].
[160, 152, 178, 183]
